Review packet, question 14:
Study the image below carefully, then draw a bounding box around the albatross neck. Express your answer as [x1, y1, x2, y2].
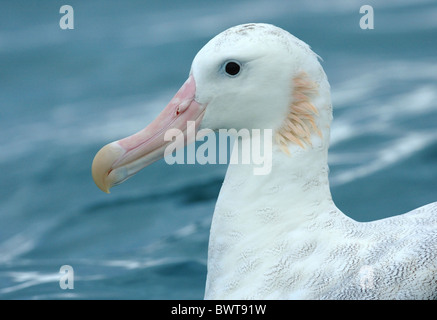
[205, 137, 351, 299]
[212, 139, 341, 234]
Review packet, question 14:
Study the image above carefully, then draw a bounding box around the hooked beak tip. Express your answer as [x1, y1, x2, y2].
[92, 142, 124, 194]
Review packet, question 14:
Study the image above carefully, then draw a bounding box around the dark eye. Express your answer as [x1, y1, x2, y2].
[224, 61, 241, 76]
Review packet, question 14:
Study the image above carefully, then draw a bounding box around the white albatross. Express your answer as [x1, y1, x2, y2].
[92, 23, 437, 299]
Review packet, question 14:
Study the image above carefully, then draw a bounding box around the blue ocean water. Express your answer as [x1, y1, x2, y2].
[0, 0, 436, 299]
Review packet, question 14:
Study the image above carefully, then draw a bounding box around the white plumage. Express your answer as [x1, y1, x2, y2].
[92, 23, 437, 299]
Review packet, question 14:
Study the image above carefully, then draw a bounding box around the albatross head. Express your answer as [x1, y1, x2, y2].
[92, 23, 332, 193]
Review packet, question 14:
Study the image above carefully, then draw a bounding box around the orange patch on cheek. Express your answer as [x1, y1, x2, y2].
[275, 72, 322, 154]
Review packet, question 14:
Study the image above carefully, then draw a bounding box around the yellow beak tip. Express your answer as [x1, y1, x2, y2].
[91, 142, 124, 194]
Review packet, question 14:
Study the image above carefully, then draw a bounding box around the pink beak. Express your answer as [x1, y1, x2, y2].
[92, 75, 205, 193]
